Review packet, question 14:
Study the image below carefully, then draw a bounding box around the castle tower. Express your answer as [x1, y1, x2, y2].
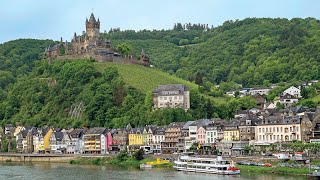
[86, 13, 100, 40]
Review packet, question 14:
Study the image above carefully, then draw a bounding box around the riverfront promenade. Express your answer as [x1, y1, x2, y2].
[0, 152, 113, 162]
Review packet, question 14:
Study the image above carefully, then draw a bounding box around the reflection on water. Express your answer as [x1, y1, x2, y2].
[0, 162, 307, 180]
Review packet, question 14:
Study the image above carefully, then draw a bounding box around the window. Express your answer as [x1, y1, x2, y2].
[296, 127, 299, 132]
[273, 127, 275, 132]
[262, 128, 265, 133]
[164, 97, 167, 100]
[259, 128, 261, 133]
[277, 127, 279, 132]
[160, 97, 163, 100]
[281, 127, 283, 132]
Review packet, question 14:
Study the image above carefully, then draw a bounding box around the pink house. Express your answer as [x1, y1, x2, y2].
[196, 126, 206, 145]
[106, 131, 113, 150]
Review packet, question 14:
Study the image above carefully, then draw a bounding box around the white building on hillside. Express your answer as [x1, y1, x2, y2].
[283, 86, 301, 98]
[152, 84, 190, 111]
[249, 87, 271, 96]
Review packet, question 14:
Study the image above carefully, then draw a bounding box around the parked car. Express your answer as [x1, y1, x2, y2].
[310, 165, 320, 169]
[279, 163, 288, 167]
[236, 161, 244, 165]
[257, 163, 265, 166]
[264, 163, 272, 167]
[264, 152, 273, 156]
[55, 150, 62, 155]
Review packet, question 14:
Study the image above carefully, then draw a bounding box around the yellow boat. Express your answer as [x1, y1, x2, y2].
[145, 158, 170, 165]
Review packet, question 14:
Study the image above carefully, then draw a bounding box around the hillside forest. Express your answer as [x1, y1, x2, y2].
[0, 17, 319, 128]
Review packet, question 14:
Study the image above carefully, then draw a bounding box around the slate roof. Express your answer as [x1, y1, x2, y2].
[152, 84, 189, 95]
[182, 121, 195, 130]
[153, 127, 165, 135]
[54, 132, 64, 141]
[69, 129, 85, 138]
[86, 127, 106, 135]
[190, 119, 212, 128]
[251, 87, 271, 90]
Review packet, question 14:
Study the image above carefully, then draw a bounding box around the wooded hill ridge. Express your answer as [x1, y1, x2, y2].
[0, 17, 319, 128]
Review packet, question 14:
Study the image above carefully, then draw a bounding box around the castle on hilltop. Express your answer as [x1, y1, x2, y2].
[45, 13, 150, 66]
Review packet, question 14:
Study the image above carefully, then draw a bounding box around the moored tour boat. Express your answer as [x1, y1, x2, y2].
[173, 155, 240, 175]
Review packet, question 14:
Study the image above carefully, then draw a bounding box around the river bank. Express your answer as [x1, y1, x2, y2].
[237, 165, 310, 176]
[69, 156, 174, 169]
[0, 162, 305, 180]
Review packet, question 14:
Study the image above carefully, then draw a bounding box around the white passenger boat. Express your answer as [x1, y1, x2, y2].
[173, 156, 240, 175]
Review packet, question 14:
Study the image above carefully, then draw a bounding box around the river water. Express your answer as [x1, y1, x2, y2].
[0, 162, 307, 180]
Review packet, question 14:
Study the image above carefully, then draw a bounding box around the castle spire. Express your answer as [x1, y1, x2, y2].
[89, 12, 96, 23]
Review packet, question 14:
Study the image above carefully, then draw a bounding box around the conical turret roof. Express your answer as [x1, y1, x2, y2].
[89, 13, 96, 23]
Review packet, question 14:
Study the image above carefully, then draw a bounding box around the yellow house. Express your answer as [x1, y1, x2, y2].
[38, 128, 53, 153]
[14, 126, 24, 137]
[128, 128, 143, 146]
[44, 129, 53, 151]
[223, 126, 240, 141]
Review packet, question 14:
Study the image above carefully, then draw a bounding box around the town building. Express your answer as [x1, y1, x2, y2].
[255, 116, 302, 144]
[249, 87, 271, 96]
[161, 122, 183, 154]
[239, 115, 261, 141]
[83, 127, 106, 154]
[128, 128, 143, 147]
[180, 121, 195, 152]
[223, 120, 240, 141]
[151, 127, 165, 154]
[252, 94, 266, 109]
[196, 126, 206, 145]
[68, 129, 85, 154]
[283, 86, 301, 98]
[111, 129, 128, 151]
[205, 125, 218, 144]
[152, 84, 190, 111]
[275, 93, 299, 108]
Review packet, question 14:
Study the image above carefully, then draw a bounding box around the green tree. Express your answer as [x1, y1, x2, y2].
[116, 43, 131, 57]
[134, 149, 144, 161]
[179, 39, 189, 46]
[302, 100, 316, 108]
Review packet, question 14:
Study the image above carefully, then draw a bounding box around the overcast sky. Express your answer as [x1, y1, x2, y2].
[0, 0, 319, 43]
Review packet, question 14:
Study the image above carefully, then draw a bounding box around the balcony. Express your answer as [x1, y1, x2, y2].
[164, 139, 178, 143]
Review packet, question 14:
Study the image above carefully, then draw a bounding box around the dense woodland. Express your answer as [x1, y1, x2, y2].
[0, 18, 319, 128]
[102, 18, 320, 87]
